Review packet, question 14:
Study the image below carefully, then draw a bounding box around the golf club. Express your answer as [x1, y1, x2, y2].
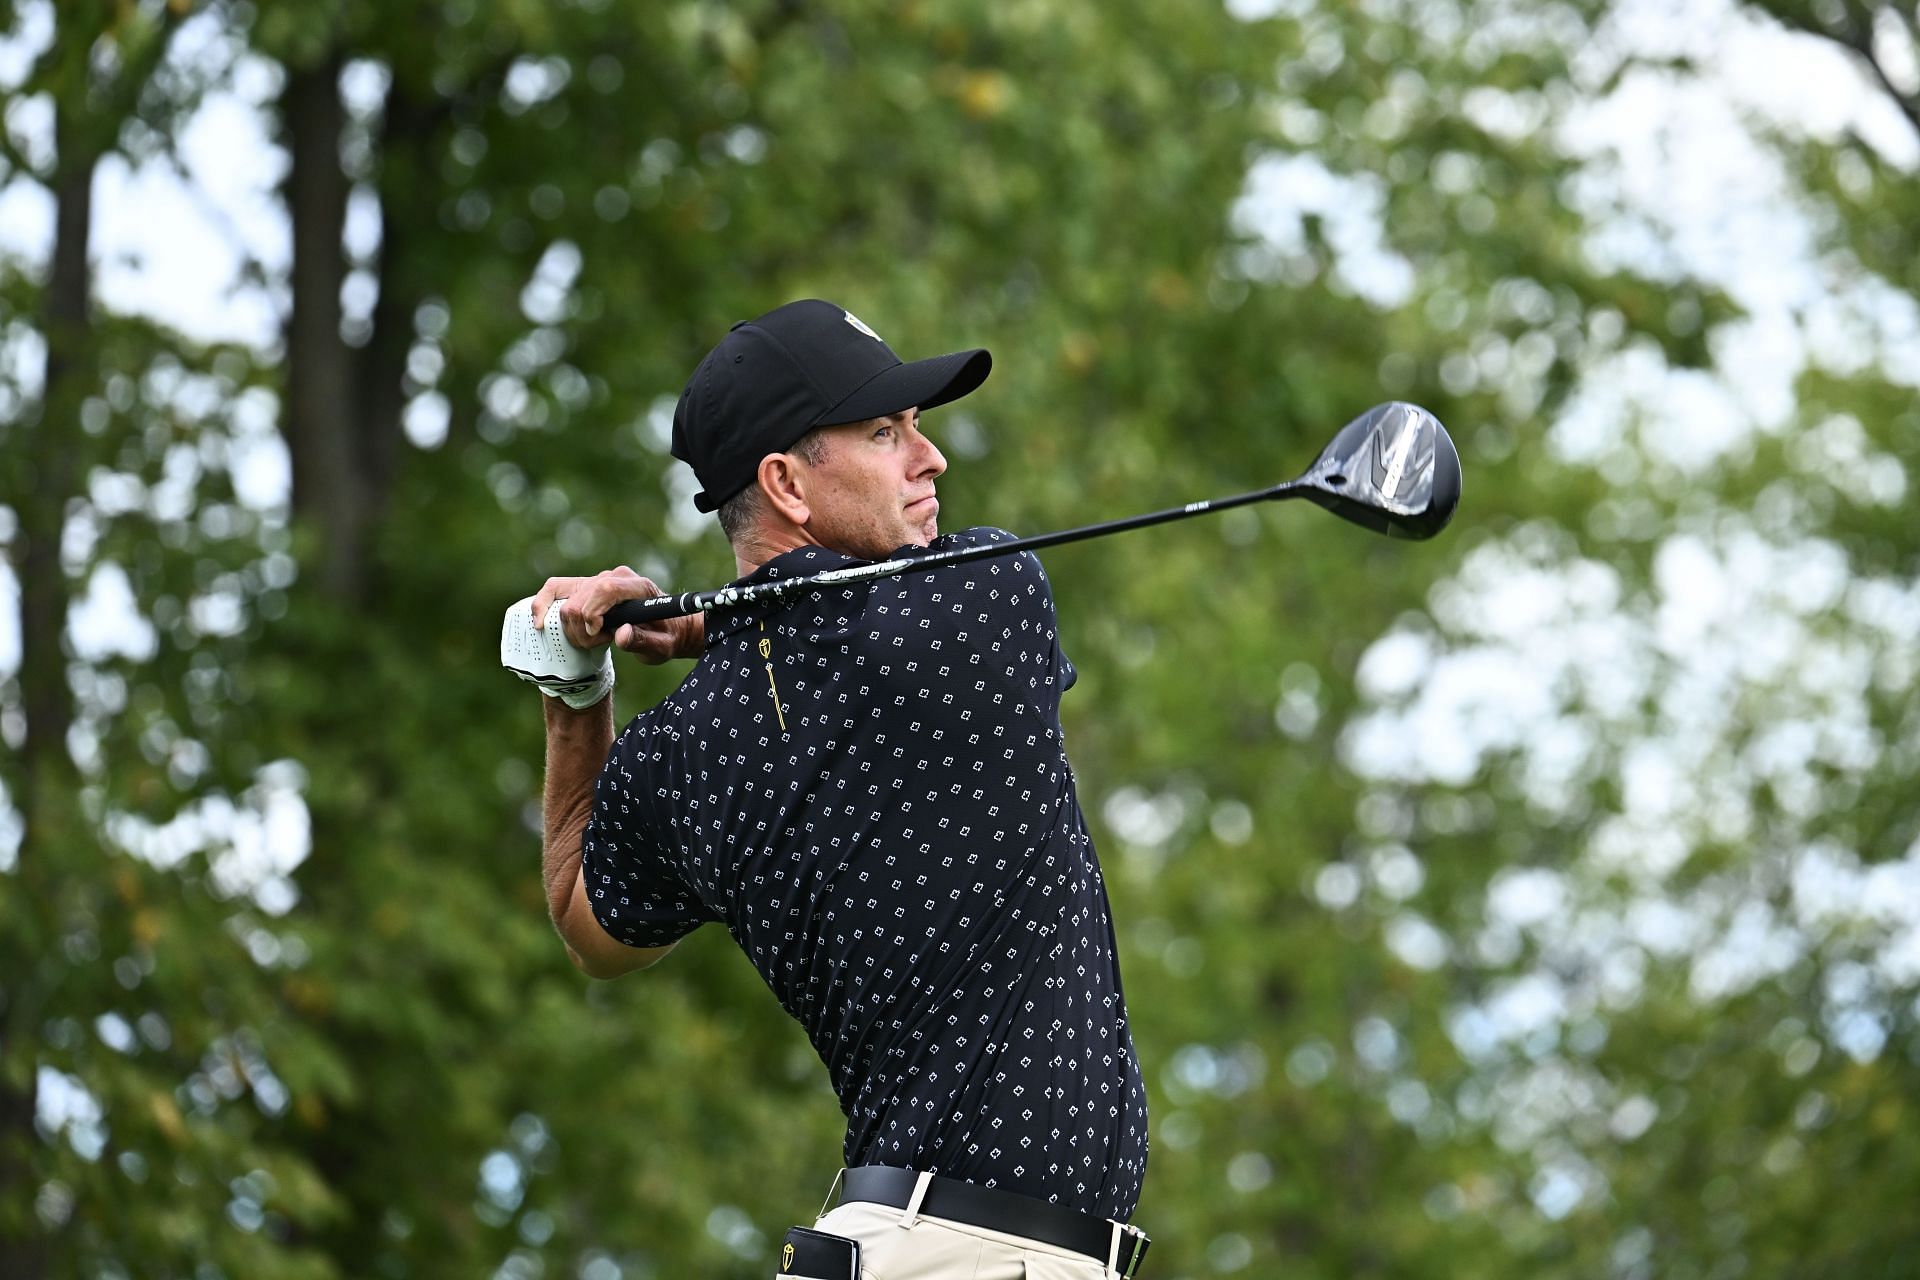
[605, 401, 1460, 629]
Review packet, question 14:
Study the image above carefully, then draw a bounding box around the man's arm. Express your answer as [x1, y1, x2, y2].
[542, 694, 676, 979]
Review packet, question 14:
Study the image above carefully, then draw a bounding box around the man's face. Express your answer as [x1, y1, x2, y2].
[798, 408, 947, 559]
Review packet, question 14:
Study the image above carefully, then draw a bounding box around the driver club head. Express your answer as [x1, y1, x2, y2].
[1297, 401, 1460, 540]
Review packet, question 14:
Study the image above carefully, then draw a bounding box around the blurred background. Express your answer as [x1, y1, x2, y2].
[3, 0, 1918, 1275]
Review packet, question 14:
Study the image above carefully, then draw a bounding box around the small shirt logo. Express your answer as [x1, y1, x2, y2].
[781, 1241, 795, 1272]
[843, 310, 882, 341]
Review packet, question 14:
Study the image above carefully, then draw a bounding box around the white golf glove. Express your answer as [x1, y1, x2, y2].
[500, 596, 614, 710]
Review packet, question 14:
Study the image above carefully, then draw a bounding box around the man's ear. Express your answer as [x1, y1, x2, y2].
[757, 452, 811, 526]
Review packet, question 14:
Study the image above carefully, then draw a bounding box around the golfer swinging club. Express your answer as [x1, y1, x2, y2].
[504, 300, 1152, 1278]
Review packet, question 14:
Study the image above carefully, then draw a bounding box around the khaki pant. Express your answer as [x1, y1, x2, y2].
[809, 1200, 1126, 1280]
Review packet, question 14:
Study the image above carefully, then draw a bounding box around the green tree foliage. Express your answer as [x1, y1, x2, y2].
[1316, 3, 1920, 1276]
[3, 0, 1917, 1276]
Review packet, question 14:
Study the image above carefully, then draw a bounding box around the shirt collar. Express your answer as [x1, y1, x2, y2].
[704, 539, 959, 644]
[704, 544, 859, 643]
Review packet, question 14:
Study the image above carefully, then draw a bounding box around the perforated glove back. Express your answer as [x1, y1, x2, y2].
[500, 597, 614, 710]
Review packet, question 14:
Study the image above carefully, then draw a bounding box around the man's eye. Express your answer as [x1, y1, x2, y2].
[874, 425, 893, 439]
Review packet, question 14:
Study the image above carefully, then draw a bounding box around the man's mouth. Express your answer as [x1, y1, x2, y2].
[906, 493, 938, 515]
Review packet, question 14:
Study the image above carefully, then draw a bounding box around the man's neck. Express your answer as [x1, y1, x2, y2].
[732, 522, 821, 578]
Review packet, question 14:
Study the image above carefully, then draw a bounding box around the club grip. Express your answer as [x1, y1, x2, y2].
[606, 592, 703, 628]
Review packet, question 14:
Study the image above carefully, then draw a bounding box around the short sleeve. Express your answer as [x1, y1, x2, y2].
[913, 528, 1078, 702]
[1022, 547, 1077, 694]
[579, 720, 718, 948]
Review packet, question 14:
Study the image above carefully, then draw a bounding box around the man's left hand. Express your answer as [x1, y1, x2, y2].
[528, 566, 704, 664]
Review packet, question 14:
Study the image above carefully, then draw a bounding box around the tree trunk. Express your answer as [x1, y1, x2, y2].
[0, 112, 97, 1280]
[356, 79, 429, 521]
[17, 142, 92, 808]
[272, 73, 428, 1263]
[282, 54, 367, 605]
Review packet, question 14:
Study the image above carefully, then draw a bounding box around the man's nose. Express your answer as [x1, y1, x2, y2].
[912, 424, 946, 478]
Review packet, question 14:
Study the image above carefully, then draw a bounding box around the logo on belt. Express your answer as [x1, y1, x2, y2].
[781, 1241, 795, 1272]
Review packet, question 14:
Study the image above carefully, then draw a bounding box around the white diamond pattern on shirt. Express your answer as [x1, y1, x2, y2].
[580, 528, 1148, 1220]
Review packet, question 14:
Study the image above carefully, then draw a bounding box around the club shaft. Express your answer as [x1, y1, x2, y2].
[606, 481, 1296, 627]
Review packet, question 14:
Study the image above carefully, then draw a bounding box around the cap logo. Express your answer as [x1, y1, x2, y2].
[843, 310, 882, 341]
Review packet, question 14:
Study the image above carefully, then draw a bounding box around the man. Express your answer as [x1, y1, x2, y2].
[513, 300, 1150, 1278]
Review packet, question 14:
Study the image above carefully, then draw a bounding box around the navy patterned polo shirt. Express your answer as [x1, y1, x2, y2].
[580, 527, 1148, 1220]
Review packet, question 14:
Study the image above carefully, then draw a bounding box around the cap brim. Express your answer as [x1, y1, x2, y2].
[820, 348, 991, 426]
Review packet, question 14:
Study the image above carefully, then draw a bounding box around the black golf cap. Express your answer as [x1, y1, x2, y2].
[671, 299, 992, 512]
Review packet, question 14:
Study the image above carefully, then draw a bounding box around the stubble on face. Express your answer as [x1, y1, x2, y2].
[799, 410, 946, 560]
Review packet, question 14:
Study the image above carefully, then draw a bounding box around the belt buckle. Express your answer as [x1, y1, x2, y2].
[1118, 1223, 1150, 1276]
